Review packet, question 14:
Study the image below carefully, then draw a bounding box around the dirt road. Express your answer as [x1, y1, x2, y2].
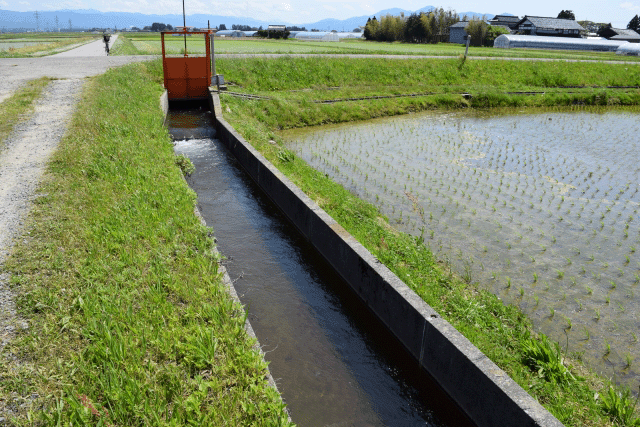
[0, 40, 155, 358]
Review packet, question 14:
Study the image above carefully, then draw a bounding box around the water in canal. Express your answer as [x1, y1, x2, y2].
[168, 103, 470, 427]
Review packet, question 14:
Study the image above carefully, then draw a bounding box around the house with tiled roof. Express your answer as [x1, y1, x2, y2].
[489, 15, 520, 30]
[598, 26, 640, 43]
[515, 16, 585, 38]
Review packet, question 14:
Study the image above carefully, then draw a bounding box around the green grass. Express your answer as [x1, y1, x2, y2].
[216, 57, 640, 426]
[215, 57, 640, 125]
[0, 77, 51, 148]
[0, 60, 292, 426]
[114, 32, 640, 62]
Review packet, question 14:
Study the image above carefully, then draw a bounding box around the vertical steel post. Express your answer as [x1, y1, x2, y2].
[182, 0, 187, 56]
[208, 21, 216, 87]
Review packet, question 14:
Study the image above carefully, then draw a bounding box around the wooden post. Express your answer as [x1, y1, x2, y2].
[464, 35, 471, 58]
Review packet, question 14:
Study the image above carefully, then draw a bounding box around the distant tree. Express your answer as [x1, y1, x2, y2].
[353, 27, 362, 32]
[404, 13, 427, 43]
[288, 26, 307, 31]
[464, 19, 488, 46]
[628, 14, 640, 32]
[150, 22, 167, 32]
[143, 26, 151, 31]
[557, 10, 575, 20]
[232, 24, 258, 31]
[219, 24, 227, 30]
[363, 17, 378, 40]
[486, 25, 510, 45]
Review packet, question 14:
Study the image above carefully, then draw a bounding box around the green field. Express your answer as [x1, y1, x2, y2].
[112, 32, 640, 62]
[216, 56, 640, 426]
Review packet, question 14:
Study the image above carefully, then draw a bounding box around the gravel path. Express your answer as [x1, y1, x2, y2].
[0, 78, 84, 350]
[0, 40, 153, 360]
[0, 54, 154, 104]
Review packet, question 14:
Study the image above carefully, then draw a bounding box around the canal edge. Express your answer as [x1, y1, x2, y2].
[208, 89, 565, 427]
[160, 90, 291, 419]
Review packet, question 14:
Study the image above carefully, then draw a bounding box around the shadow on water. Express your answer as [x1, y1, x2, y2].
[167, 101, 474, 427]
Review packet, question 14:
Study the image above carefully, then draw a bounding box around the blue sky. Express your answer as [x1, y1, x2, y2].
[5, 0, 638, 27]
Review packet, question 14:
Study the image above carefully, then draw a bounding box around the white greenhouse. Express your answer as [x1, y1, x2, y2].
[616, 43, 640, 56]
[215, 30, 258, 37]
[494, 34, 629, 52]
[292, 31, 363, 42]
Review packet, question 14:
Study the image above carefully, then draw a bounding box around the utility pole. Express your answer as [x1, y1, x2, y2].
[55, 15, 59, 32]
[35, 10, 39, 32]
[69, 19, 72, 32]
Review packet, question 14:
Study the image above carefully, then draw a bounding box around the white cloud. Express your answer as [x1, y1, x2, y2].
[18, 1, 29, 5]
[0, 0, 9, 6]
[620, 2, 640, 11]
[323, 4, 337, 12]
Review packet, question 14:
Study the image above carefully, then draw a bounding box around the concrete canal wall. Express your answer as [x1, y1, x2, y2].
[206, 90, 563, 427]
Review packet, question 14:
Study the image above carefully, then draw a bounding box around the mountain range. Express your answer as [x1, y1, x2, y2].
[0, 7, 501, 32]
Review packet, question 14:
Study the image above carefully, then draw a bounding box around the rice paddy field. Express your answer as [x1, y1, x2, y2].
[281, 109, 640, 390]
[114, 33, 640, 61]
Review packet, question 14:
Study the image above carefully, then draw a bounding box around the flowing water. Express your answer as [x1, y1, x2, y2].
[168, 103, 470, 427]
[282, 110, 640, 390]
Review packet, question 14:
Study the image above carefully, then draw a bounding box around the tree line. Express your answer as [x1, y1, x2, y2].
[363, 9, 508, 46]
[364, 8, 459, 43]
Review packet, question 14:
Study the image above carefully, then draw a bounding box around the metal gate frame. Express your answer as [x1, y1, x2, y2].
[161, 29, 213, 100]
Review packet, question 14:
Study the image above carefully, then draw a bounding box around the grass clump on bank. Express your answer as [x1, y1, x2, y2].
[0, 59, 292, 426]
[217, 57, 640, 426]
[0, 77, 51, 148]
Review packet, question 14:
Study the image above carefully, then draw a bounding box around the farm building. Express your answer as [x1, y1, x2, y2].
[514, 16, 585, 37]
[599, 27, 640, 43]
[488, 15, 520, 30]
[448, 21, 469, 44]
[494, 34, 628, 51]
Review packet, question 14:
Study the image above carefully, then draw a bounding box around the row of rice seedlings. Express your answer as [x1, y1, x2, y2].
[285, 110, 640, 390]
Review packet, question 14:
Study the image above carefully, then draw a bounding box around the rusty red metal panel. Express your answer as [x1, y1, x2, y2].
[161, 30, 214, 100]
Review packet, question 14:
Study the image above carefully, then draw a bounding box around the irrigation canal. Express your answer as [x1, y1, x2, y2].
[167, 101, 473, 427]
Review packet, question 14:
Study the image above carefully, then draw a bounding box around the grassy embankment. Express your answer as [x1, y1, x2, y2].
[0, 78, 51, 148]
[0, 33, 98, 58]
[0, 60, 292, 425]
[216, 57, 640, 426]
[113, 32, 640, 62]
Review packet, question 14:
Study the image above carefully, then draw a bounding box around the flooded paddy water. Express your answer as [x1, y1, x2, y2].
[282, 110, 640, 389]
